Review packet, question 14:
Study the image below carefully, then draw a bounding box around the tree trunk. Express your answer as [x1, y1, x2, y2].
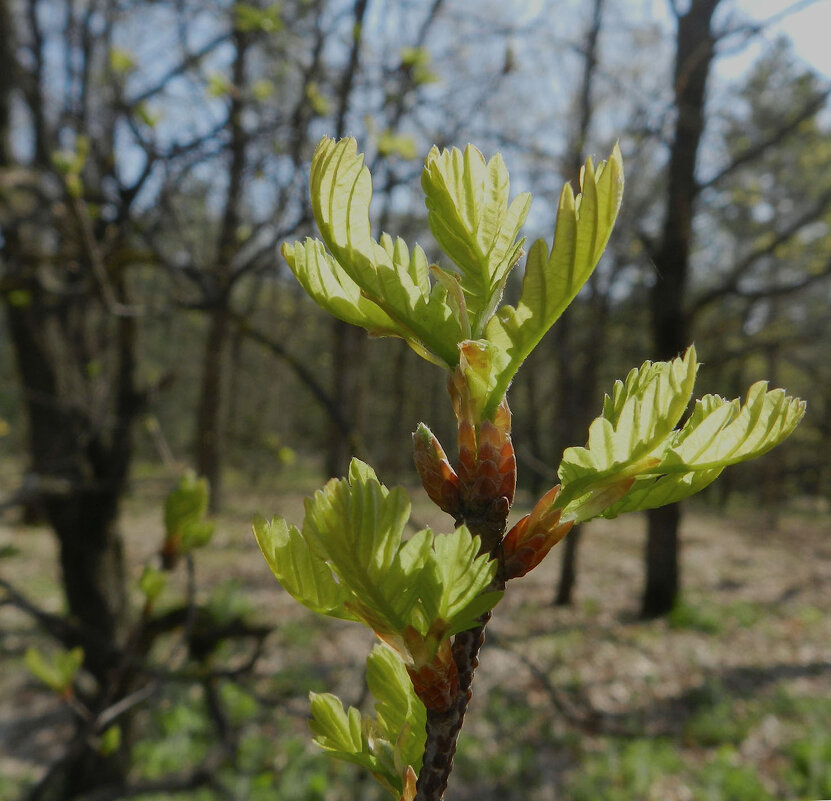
[195, 304, 230, 511]
[193, 28, 249, 512]
[554, 527, 582, 606]
[1, 6, 137, 793]
[4, 298, 136, 798]
[326, 321, 367, 477]
[642, 0, 720, 618]
[643, 503, 680, 619]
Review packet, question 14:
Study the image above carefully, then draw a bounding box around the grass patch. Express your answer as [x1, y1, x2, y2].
[565, 739, 683, 801]
[684, 681, 756, 747]
[668, 599, 724, 634]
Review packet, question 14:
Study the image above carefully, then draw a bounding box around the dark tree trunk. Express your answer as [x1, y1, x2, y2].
[554, 526, 582, 606]
[643, 0, 720, 618]
[194, 28, 249, 511]
[643, 503, 681, 619]
[4, 296, 137, 798]
[326, 321, 367, 477]
[195, 304, 231, 511]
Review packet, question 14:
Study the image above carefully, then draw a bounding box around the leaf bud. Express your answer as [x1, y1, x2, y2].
[502, 485, 574, 579]
[413, 423, 461, 516]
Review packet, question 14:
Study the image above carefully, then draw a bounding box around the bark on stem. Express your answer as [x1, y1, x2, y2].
[414, 530, 506, 801]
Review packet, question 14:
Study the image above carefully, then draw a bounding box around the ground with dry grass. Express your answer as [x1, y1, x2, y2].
[1, 472, 829, 800]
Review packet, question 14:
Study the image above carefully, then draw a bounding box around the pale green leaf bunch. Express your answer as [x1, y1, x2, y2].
[254, 461, 499, 796]
[258, 136, 805, 798]
[164, 471, 214, 554]
[282, 135, 624, 418]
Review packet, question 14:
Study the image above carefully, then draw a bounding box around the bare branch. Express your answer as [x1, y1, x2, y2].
[696, 87, 831, 193]
[126, 32, 233, 109]
[716, 0, 825, 43]
[689, 187, 831, 317]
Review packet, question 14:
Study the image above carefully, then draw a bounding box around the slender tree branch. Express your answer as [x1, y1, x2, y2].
[689, 187, 831, 318]
[696, 87, 831, 194]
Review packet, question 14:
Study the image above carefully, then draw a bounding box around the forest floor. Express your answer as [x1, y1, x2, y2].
[1, 471, 830, 801]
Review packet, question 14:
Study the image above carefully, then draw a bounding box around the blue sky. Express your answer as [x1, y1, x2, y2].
[733, 0, 831, 77]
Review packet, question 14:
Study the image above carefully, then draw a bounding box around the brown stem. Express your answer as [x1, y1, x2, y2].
[413, 616, 487, 801]
[414, 540, 506, 801]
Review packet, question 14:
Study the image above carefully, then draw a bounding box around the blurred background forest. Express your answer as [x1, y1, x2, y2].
[1, 0, 830, 799]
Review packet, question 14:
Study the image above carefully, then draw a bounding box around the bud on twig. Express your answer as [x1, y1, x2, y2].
[413, 424, 461, 517]
[406, 637, 459, 713]
[502, 485, 574, 579]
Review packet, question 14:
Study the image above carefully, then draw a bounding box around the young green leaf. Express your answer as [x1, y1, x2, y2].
[98, 725, 122, 756]
[25, 646, 84, 696]
[557, 347, 698, 505]
[556, 361, 805, 522]
[164, 472, 209, 536]
[421, 145, 530, 334]
[663, 383, 806, 470]
[164, 472, 214, 553]
[282, 238, 403, 336]
[301, 460, 417, 629]
[310, 651, 425, 800]
[366, 644, 427, 774]
[302, 137, 464, 367]
[309, 692, 368, 765]
[418, 527, 501, 636]
[599, 467, 724, 517]
[252, 515, 355, 620]
[484, 145, 624, 415]
[138, 565, 167, 605]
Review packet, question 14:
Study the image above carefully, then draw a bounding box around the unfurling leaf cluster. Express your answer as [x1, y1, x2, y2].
[282, 135, 623, 419]
[161, 471, 214, 566]
[552, 347, 806, 524]
[254, 460, 501, 797]
[309, 645, 425, 797]
[254, 460, 500, 647]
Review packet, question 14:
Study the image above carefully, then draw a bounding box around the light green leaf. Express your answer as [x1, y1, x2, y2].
[165, 472, 209, 537]
[556, 361, 805, 522]
[309, 692, 367, 763]
[305, 81, 332, 115]
[485, 145, 623, 414]
[310, 672, 417, 798]
[557, 348, 698, 507]
[366, 645, 426, 773]
[374, 528, 436, 635]
[421, 144, 530, 333]
[282, 238, 402, 336]
[420, 527, 501, 636]
[253, 515, 354, 620]
[252, 79, 275, 101]
[138, 565, 166, 604]
[600, 468, 724, 517]
[164, 472, 214, 553]
[377, 131, 418, 160]
[307, 137, 463, 366]
[234, 2, 282, 33]
[98, 725, 122, 756]
[207, 73, 231, 98]
[108, 48, 135, 74]
[302, 459, 415, 631]
[455, 339, 512, 423]
[663, 383, 806, 470]
[26, 646, 84, 695]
